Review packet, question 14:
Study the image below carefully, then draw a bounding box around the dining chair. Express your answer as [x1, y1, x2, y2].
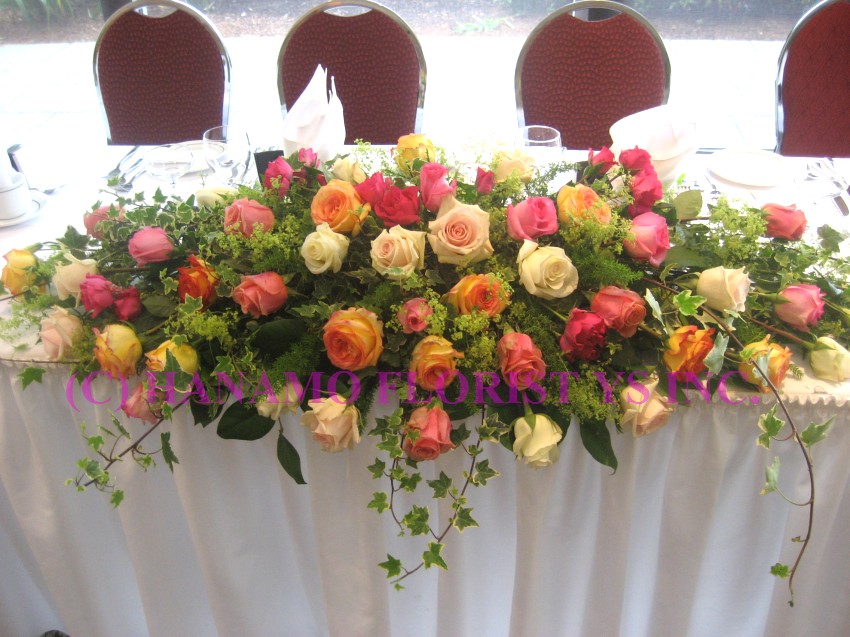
[775, 0, 850, 157]
[93, 0, 231, 145]
[515, 0, 670, 150]
[277, 0, 427, 145]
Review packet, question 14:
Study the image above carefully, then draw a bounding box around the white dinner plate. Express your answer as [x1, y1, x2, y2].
[708, 149, 789, 188]
[178, 141, 212, 175]
[0, 191, 47, 229]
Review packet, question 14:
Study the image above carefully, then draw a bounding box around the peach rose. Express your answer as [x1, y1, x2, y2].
[403, 405, 455, 461]
[128, 226, 174, 266]
[301, 395, 361, 452]
[120, 382, 162, 425]
[93, 324, 142, 378]
[763, 203, 806, 240]
[397, 297, 433, 334]
[517, 240, 578, 300]
[696, 266, 751, 313]
[775, 284, 825, 331]
[556, 184, 611, 224]
[619, 376, 673, 437]
[145, 338, 199, 374]
[232, 272, 288, 318]
[39, 306, 83, 361]
[52, 254, 98, 301]
[410, 335, 464, 392]
[370, 225, 426, 280]
[512, 413, 563, 468]
[428, 197, 494, 265]
[394, 133, 436, 171]
[310, 179, 369, 236]
[323, 307, 384, 371]
[739, 336, 792, 392]
[84, 204, 124, 239]
[2, 248, 38, 295]
[498, 332, 546, 391]
[590, 286, 647, 338]
[224, 198, 275, 237]
[494, 148, 534, 183]
[663, 325, 715, 380]
[445, 273, 509, 317]
[177, 255, 219, 307]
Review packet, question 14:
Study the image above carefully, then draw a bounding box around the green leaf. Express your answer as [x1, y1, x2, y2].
[368, 491, 389, 514]
[449, 422, 471, 446]
[672, 189, 703, 220]
[452, 506, 478, 532]
[770, 563, 790, 578]
[472, 459, 499, 486]
[422, 542, 448, 570]
[142, 294, 177, 318]
[190, 398, 222, 428]
[756, 405, 784, 449]
[376, 433, 404, 458]
[110, 489, 125, 508]
[277, 432, 306, 485]
[250, 318, 307, 356]
[427, 471, 453, 498]
[367, 458, 386, 479]
[703, 333, 730, 375]
[18, 367, 45, 389]
[216, 402, 275, 440]
[111, 414, 130, 439]
[579, 419, 618, 472]
[402, 504, 430, 536]
[161, 431, 179, 472]
[644, 289, 664, 325]
[761, 456, 780, 495]
[663, 245, 710, 269]
[399, 472, 422, 492]
[800, 417, 833, 449]
[379, 554, 402, 578]
[673, 290, 705, 317]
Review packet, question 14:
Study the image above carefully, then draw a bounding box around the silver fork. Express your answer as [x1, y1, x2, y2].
[113, 162, 146, 193]
[105, 146, 141, 180]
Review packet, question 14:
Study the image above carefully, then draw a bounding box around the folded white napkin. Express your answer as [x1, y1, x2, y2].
[282, 65, 346, 162]
[609, 105, 698, 161]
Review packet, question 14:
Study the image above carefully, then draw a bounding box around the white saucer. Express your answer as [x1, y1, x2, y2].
[708, 149, 788, 188]
[0, 191, 48, 228]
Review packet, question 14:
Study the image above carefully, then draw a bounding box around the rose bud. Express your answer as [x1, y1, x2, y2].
[39, 306, 83, 361]
[79, 273, 119, 318]
[224, 198, 275, 237]
[624, 212, 670, 267]
[763, 203, 806, 240]
[559, 309, 607, 362]
[120, 382, 162, 425]
[738, 336, 792, 392]
[419, 162, 457, 212]
[2, 248, 38, 295]
[696, 266, 751, 313]
[177, 256, 219, 307]
[397, 297, 432, 334]
[409, 335, 464, 392]
[145, 338, 199, 374]
[128, 227, 175, 266]
[93, 324, 143, 378]
[498, 332, 546, 391]
[232, 272, 288, 318]
[775, 284, 825, 331]
[506, 196, 558, 241]
[513, 413, 563, 468]
[263, 156, 294, 196]
[52, 254, 98, 301]
[475, 167, 495, 194]
[84, 204, 124, 239]
[591, 286, 647, 338]
[114, 286, 143, 322]
[403, 405, 455, 461]
[663, 325, 715, 380]
[809, 336, 850, 382]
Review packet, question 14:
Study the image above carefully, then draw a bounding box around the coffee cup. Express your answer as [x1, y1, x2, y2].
[0, 172, 31, 220]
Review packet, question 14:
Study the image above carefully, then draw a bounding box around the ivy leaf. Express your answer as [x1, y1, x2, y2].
[756, 405, 784, 449]
[761, 456, 781, 495]
[277, 432, 306, 485]
[379, 554, 402, 578]
[818, 224, 848, 253]
[110, 489, 125, 508]
[771, 563, 790, 578]
[398, 472, 422, 493]
[368, 491, 389, 514]
[703, 333, 729, 375]
[472, 459, 499, 486]
[579, 419, 618, 472]
[673, 290, 705, 317]
[422, 542, 448, 570]
[800, 417, 833, 449]
[216, 402, 275, 440]
[452, 506, 478, 532]
[367, 458, 386, 479]
[402, 505, 430, 536]
[161, 431, 179, 472]
[427, 471, 453, 498]
[672, 189, 703, 220]
[644, 289, 664, 325]
[376, 433, 403, 459]
[18, 367, 45, 389]
[449, 422, 471, 446]
[110, 414, 130, 439]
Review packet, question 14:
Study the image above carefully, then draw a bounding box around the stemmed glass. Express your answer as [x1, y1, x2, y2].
[202, 126, 252, 187]
[145, 144, 194, 193]
[516, 125, 563, 164]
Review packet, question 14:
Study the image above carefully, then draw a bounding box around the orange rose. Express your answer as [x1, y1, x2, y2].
[556, 184, 611, 224]
[178, 256, 219, 307]
[1, 249, 37, 295]
[739, 336, 792, 392]
[322, 307, 384, 371]
[93, 324, 142, 378]
[410, 335, 464, 392]
[663, 325, 715, 380]
[445, 273, 509, 317]
[310, 179, 369, 236]
[394, 133, 436, 171]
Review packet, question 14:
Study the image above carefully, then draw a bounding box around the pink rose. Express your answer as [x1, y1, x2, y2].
[292, 148, 322, 183]
[763, 203, 807, 240]
[39, 307, 83, 361]
[629, 168, 663, 217]
[475, 167, 495, 194]
[80, 274, 118, 318]
[419, 162, 457, 213]
[498, 332, 546, 391]
[588, 146, 616, 173]
[397, 297, 433, 333]
[355, 172, 392, 208]
[559, 309, 607, 362]
[624, 212, 670, 267]
[128, 226, 174, 266]
[374, 185, 421, 227]
[231, 272, 288, 318]
[402, 405, 455, 461]
[84, 204, 124, 239]
[224, 198, 275, 237]
[114, 286, 143, 322]
[590, 286, 647, 337]
[618, 147, 653, 172]
[263, 156, 294, 196]
[506, 196, 558, 241]
[120, 382, 162, 425]
[775, 284, 825, 331]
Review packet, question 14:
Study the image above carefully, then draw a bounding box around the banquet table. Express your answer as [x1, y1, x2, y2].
[1, 149, 850, 637]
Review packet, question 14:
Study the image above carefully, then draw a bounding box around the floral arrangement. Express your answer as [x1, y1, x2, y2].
[2, 135, 849, 599]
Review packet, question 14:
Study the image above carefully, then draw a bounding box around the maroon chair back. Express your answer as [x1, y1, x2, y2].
[516, 1, 670, 150]
[278, 1, 426, 145]
[94, 0, 231, 145]
[776, 0, 850, 157]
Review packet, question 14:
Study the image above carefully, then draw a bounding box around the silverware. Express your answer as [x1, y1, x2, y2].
[105, 146, 141, 180]
[833, 193, 850, 216]
[114, 162, 146, 193]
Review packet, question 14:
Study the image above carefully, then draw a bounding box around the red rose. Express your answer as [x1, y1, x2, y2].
[506, 196, 558, 241]
[80, 274, 118, 318]
[402, 405, 455, 461]
[374, 185, 421, 227]
[419, 162, 456, 212]
[629, 168, 663, 217]
[498, 332, 546, 391]
[231, 272, 288, 318]
[263, 156, 294, 196]
[763, 203, 807, 240]
[224, 198, 275, 237]
[354, 171, 391, 208]
[618, 147, 653, 172]
[775, 284, 825, 331]
[475, 167, 495, 194]
[128, 226, 174, 266]
[559, 309, 607, 362]
[624, 212, 670, 267]
[588, 146, 616, 173]
[114, 286, 143, 322]
[591, 286, 647, 337]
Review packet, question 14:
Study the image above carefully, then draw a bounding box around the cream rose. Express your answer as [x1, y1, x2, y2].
[53, 254, 98, 301]
[371, 225, 426, 280]
[517, 240, 579, 300]
[301, 223, 350, 274]
[809, 336, 850, 382]
[512, 413, 563, 468]
[494, 148, 535, 183]
[427, 197, 494, 265]
[39, 306, 83, 361]
[301, 395, 361, 452]
[195, 186, 236, 207]
[619, 377, 674, 437]
[331, 156, 367, 184]
[696, 266, 751, 312]
[257, 380, 303, 420]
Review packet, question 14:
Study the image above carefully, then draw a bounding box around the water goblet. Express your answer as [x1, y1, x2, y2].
[202, 126, 252, 186]
[145, 144, 194, 193]
[516, 125, 562, 165]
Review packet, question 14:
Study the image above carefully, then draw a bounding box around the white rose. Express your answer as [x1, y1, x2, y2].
[494, 148, 535, 183]
[52, 254, 98, 301]
[517, 240, 579, 299]
[696, 266, 751, 312]
[427, 197, 494, 265]
[301, 222, 350, 274]
[195, 186, 236, 207]
[331, 156, 366, 184]
[619, 377, 674, 437]
[371, 226, 426, 280]
[256, 380, 303, 420]
[301, 395, 360, 452]
[809, 336, 850, 382]
[512, 413, 563, 468]
[39, 306, 83, 361]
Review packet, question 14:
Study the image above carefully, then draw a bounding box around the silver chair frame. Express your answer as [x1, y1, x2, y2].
[93, 0, 232, 145]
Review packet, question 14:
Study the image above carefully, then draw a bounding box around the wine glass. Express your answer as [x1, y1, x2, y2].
[145, 144, 194, 193]
[202, 126, 252, 186]
[516, 125, 562, 164]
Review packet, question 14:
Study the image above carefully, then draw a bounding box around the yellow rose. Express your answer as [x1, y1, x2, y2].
[409, 335, 464, 392]
[494, 148, 534, 183]
[512, 413, 563, 467]
[93, 324, 143, 378]
[739, 336, 792, 392]
[394, 133, 436, 171]
[145, 339, 200, 374]
[663, 325, 715, 380]
[323, 307, 384, 371]
[556, 184, 611, 224]
[310, 179, 369, 236]
[1, 248, 38, 295]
